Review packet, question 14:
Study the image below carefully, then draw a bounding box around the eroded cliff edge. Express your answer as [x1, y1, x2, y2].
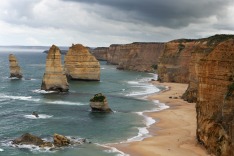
[196, 38, 234, 156]
[92, 42, 165, 72]
[157, 34, 234, 155]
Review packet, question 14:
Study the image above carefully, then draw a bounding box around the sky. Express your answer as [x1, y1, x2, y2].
[0, 0, 234, 47]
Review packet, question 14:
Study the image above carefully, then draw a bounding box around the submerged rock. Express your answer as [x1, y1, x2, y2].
[41, 45, 69, 92]
[64, 44, 100, 81]
[9, 54, 23, 78]
[90, 93, 112, 112]
[32, 112, 39, 118]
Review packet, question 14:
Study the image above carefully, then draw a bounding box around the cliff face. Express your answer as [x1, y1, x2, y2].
[196, 38, 234, 156]
[41, 45, 69, 92]
[9, 54, 23, 78]
[64, 44, 100, 81]
[157, 40, 198, 83]
[107, 43, 165, 72]
[91, 47, 108, 61]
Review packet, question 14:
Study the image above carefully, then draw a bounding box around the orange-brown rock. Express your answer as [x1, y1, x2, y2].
[157, 40, 197, 83]
[196, 37, 234, 156]
[53, 133, 70, 147]
[9, 54, 23, 78]
[64, 44, 100, 81]
[90, 47, 108, 61]
[41, 45, 69, 92]
[107, 42, 165, 72]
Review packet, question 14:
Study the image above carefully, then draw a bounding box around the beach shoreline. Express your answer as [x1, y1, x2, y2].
[113, 81, 210, 156]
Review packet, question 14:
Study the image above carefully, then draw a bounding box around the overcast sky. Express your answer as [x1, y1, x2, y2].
[0, 0, 234, 47]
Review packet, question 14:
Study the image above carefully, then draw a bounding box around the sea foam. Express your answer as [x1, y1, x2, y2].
[24, 114, 53, 119]
[45, 100, 87, 106]
[0, 94, 40, 102]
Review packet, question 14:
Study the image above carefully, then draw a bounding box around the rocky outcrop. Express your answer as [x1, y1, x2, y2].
[41, 45, 69, 92]
[107, 42, 165, 72]
[53, 133, 70, 147]
[195, 37, 234, 156]
[90, 47, 108, 61]
[9, 54, 23, 78]
[64, 44, 100, 81]
[12, 133, 87, 149]
[90, 93, 112, 112]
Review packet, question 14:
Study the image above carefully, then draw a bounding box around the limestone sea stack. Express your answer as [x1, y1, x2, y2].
[41, 45, 69, 92]
[9, 54, 23, 78]
[90, 93, 112, 112]
[64, 44, 100, 81]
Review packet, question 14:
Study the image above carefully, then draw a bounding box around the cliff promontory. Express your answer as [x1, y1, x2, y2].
[91, 42, 165, 72]
[41, 45, 69, 92]
[64, 44, 100, 81]
[9, 54, 23, 78]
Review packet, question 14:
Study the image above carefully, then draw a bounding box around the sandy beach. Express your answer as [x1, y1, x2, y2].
[114, 82, 210, 156]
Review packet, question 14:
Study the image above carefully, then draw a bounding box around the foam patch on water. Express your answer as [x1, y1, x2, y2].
[24, 114, 53, 119]
[125, 74, 160, 97]
[0, 94, 40, 102]
[122, 100, 169, 143]
[45, 100, 87, 106]
[0, 148, 4, 152]
[96, 144, 129, 156]
[32, 89, 56, 94]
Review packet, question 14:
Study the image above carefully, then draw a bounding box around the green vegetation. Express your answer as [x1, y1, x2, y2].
[90, 93, 106, 102]
[226, 82, 234, 97]
[178, 43, 185, 52]
[151, 64, 158, 70]
[206, 34, 234, 46]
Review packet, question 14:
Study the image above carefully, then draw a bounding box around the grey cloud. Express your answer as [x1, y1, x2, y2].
[62, 0, 233, 28]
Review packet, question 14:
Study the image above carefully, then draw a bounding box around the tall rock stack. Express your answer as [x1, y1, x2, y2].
[9, 54, 23, 78]
[41, 45, 69, 92]
[64, 44, 100, 81]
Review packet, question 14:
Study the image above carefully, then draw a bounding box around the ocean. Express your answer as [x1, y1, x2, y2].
[0, 47, 167, 156]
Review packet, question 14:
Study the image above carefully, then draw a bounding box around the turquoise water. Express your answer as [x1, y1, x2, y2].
[0, 48, 165, 156]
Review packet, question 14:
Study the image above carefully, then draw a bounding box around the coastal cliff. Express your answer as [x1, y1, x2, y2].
[91, 42, 165, 72]
[196, 37, 234, 156]
[9, 54, 23, 78]
[41, 45, 69, 92]
[157, 39, 196, 83]
[91, 47, 108, 61]
[64, 44, 100, 81]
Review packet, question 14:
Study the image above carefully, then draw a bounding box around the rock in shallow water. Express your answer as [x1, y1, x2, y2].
[41, 45, 69, 92]
[9, 54, 23, 79]
[90, 93, 113, 113]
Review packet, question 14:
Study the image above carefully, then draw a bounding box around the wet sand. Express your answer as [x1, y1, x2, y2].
[114, 82, 210, 156]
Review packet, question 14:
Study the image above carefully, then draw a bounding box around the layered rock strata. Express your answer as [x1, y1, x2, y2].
[91, 43, 164, 72]
[64, 44, 100, 81]
[9, 54, 23, 78]
[41, 45, 69, 92]
[157, 40, 197, 83]
[90, 47, 108, 61]
[196, 38, 234, 156]
[90, 93, 112, 113]
[107, 42, 165, 72]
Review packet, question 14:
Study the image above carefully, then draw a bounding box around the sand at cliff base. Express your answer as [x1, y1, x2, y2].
[114, 82, 210, 156]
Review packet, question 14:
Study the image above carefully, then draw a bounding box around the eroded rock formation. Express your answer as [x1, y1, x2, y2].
[41, 45, 69, 92]
[64, 44, 100, 81]
[107, 43, 165, 72]
[90, 93, 112, 113]
[196, 37, 234, 156]
[91, 43, 164, 72]
[90, 47, 108, 61]
[53, 133, 70, 147]
[9, 54, 23, 78]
